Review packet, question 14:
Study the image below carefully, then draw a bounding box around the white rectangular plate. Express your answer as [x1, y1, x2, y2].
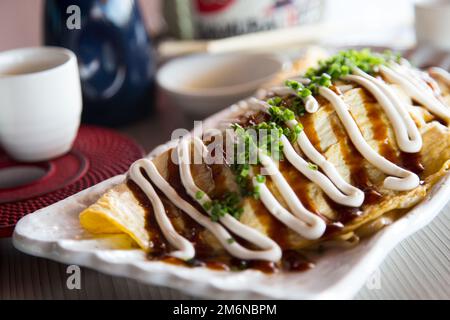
[12, 170, 449, 299]
[11, 105, 450, 300]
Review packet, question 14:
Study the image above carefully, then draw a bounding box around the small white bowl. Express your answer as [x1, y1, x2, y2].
[156, 53, 285, 116]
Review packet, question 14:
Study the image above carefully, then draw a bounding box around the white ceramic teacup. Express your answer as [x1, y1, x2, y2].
[0, 47, 82, 162]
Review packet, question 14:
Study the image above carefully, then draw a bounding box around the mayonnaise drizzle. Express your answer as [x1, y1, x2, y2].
[380, 64, 450, 122]
[255, 148, 326, 239]
[280, 135, 360, 206]
[178, 137, 282, 261]
[245, 97, 365, 207]
[132, 158, 282, 261]
[429, 67, 450, 86]
[344, 69, 423, 153]
[126, 60, 444, 262]
[399, 59, 443, 95]
[129, 160, 195, 260]
[270, 86, 319, 113]
[319, 87, 420, 191]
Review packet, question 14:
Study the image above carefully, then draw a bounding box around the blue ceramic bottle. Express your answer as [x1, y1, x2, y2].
[44, 0, 155, 126]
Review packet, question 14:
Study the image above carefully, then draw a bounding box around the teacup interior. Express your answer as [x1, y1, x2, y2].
[0, 48, 71, 77]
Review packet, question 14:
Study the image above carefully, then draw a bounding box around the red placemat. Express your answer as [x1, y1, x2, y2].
[0, 126, 145, 238]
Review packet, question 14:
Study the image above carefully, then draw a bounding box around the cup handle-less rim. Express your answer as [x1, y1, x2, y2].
[0, 46, 78, 80]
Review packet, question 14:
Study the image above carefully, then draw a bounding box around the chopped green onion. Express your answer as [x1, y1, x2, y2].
[203, 201, 212, 211]
[299, 88, 312, 98]
[203, 192, 244, 222]
[256, 175, 266, 183]
[195, 190, 205, 200]
[267, 96, 282, 106]
[308, 163, 319, 171]
[285, 80, 302, 91]
[240, 167, 249, 177]
[283, 109, 295, 121]
[227, 49, 405, 206]
[253, 185, 261, 199]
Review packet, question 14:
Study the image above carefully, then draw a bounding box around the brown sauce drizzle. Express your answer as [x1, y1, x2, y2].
[328, 110, 379, 200]
[323, 201, 362, 237]
[421, 72, 442, 97]
[131, 151, 315, 273]
[322, 88, 427, 236]
[164, 157, 214, 256]
[433, 116, 448, 126]
[400, 152, 425, 177]
[127, 179, 171, 258]
[209, 163, 231, 198]
[125, 83, 430, 274]
[281, 250, 315, 272]
[364, 102, 400, 164]
[166, 157, 198, 204]
[362, 89, 426, 177]
[249, 197, 288, 250]
[330, 85, 343, 96]
[278, 160, 319, 214]
[237, 111, 270, 127]
[324, 108, 381, 235]
[160, 251, 313, 274]
[247, 261, 279, 274]
[136, 89, 427, 272]
[302, 113, 323, 153]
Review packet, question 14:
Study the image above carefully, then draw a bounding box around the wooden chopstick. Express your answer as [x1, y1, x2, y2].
[158, 23, 336, 58]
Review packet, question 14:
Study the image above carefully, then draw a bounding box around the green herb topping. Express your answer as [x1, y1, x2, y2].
[203, 192, 244, 222]
[195, 190, 205, 200]
[305, 48, 401, 82]
[282, 49, 401, 99]
[308, 163, 318, 171]
[228, 49, 402, 203]
[255, 175, 266, 183]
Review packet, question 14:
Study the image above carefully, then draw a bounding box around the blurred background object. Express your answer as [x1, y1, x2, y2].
[415, 0, 450, 50]
[163, 0, 195, 40]
[163, 0, 324, 40]
[44, 0, 156, 127]
[0, 0, 448, 127]
[0, 0, 164, 51]
[0, 0, 419, 52]
[0, 0, 446, 129]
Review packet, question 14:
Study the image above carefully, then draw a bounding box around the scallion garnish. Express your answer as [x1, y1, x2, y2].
[308, 163, 319, 171]
[195, 190, 205, 200]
